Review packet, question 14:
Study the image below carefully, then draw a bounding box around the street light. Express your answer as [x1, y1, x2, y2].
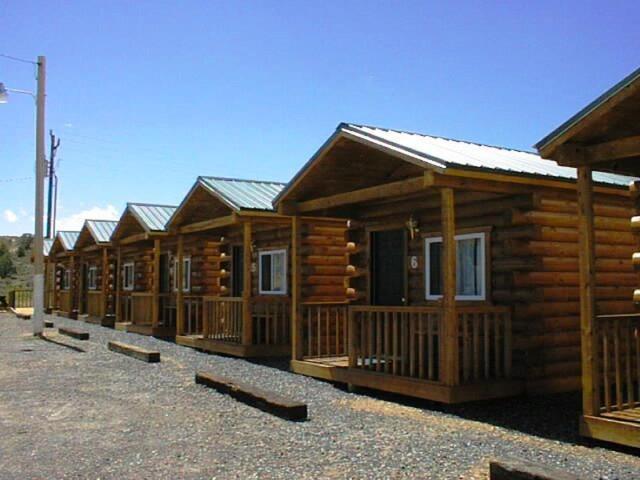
[1, 55, 46, 335]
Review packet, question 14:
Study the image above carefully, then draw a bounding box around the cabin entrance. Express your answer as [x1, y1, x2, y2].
[231, 245, 244, 296]
[370, 229, 406, 306]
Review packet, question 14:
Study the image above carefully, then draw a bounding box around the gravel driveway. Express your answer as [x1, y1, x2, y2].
[0, 313, 638, 479]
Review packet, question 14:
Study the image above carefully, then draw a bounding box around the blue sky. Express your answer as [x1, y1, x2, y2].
[1, 1, 638, 235]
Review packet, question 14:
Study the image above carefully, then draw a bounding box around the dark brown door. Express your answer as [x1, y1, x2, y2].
[371, 229, 406, 306]
[232, 245, 244, 296]
[159, 253, 170, 293]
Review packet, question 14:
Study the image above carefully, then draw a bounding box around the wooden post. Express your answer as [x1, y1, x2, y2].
[441, 188, 458, 386]
[101, 247, 109, 318]
[242, 221, 253, 345]
[176, 235, 185, 335]
[71, 254, 78, 314]
[115, 246, 122, 322]
[152, 239, 161, 328]
[291, 217, 302, 360]
[577, 166, 600, 416]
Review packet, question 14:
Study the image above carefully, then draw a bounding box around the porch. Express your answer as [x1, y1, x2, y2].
[123, 292, 176, 337]
[291, 303, 522, 403]
[176, 296, 291, 357]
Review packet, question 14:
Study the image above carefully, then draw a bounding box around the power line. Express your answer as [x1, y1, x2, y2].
[0, 177, 33, 183]
[0, 53, 37, 65]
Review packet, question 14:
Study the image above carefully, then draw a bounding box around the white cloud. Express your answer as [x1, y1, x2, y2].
[3, 209, 18, 223]
[56, 204, 119, 231]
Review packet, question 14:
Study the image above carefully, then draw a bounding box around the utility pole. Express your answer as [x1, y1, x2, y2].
[46, 130, 60, 239]
[32, 55, 46, 336]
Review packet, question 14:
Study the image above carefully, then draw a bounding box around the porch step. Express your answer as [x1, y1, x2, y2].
[195, 371, 307, 421]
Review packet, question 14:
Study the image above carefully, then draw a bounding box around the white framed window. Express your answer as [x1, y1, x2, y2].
[123, 262, 135, 291]
[259, 249, 287, 295]
[172, 256, 191, 292]
[87, 266, 98, 290]
[62, 269, 71, 290]
[425, 232, 486, 301]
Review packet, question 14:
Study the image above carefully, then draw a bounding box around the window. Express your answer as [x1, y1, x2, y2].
[87, 266, 97, 290]
[62, 269, 71, 290]
[259, 249, 287, 295]
[172, 256, 191, 292]
[425, 232, 486, 301]
[123, 262, 135, 291]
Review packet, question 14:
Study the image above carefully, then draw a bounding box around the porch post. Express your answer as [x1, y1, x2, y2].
[441, 187, 458, 386]
[242, 220, 253, 345]
[577, 166, 600, 416]
[151, 238, 160, 328]
[77, 253, 84, 315]
[101, 247, 108, 318]
[176, 235, 185, 335]
[291, 216, 302, 360]
[71, 254, 78, 314]
[115, 246, 122, 322]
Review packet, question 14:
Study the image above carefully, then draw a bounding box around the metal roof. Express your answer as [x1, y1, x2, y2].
[535, 66, 640, 151]
[128, 203, 177, 232]
[43, 238, 53, 257]
[341, 123, 635, 187]
[198, 176, 285, 211]
[58, 231, 80, 251]
[86, 220, 118, 244]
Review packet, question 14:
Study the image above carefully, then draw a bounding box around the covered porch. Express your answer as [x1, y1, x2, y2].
[537, 66, 640, 448]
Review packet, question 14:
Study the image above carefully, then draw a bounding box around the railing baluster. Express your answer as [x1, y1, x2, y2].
[484, 313, 490, 379]
[603, 320, 611, 412]
[614, 321, 623, 411]
[625, 318, 634, 408]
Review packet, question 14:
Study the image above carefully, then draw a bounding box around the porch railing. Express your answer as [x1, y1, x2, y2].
[349, 306, 442, 381]
[86, 291, 103, 318]
[8, 289, 33, 308]
[597, 314, 640, 415]
[159, 293, 176, 328]
[252, 297, 291, 345]
[183, 295, 203, 335]
[131, 292, 153, 325]
[59, 290, 73, 313]
[203, 296, 243, 342]
[301, 302, 349, 359]
[118, 293, 133, 323]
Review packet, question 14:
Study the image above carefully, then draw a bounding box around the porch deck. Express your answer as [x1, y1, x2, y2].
[291, 303, 524, 404]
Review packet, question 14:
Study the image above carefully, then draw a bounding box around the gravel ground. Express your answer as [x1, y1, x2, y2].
[0, 312, 638, 480]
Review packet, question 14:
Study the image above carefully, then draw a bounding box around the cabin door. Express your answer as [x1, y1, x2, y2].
[370, 229, 406, 306]
[159, 253, 171, 293]
[231, 245, 244, 296]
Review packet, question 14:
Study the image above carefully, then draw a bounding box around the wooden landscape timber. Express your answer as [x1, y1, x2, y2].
[536, 66, 640, 448]
[48, 231, 81, 319]
[58, 327, 89, 341]
[73, 220, 118, 326]
[110, 203, 177, 337]
[108, 341, 160, 363]
[276, 122, 637, 406]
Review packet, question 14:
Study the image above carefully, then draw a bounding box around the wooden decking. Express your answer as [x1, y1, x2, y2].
[177, 334, 290, 358]
[126, 323, 175, 338]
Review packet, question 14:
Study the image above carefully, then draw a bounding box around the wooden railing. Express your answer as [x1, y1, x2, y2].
[252, 297, 291, 345]
[118, 293, 133, 323]
[59, 290, 73, 313]
[131, 292, 153, 325]
[183, 295, 203, 335]
[597, 314, 640, 414]
[9, 289, 32, 308]
[349, 306, 442, 381]
[203, 296, 243, 343]
[302, 302, 349, 358]
[457, 306, 512, 383]
[159, 293, 176, 328]
[86, 291, 103, 318]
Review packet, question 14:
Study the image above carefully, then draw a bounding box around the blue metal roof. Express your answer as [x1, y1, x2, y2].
[198, 176, 285, 211]
[58, 231, 80, 251]
[43, 238, 53, 257]
[86, 220, 118, 244]
[128, 203, 177, 232]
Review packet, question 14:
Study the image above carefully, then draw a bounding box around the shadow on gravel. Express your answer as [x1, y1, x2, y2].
[39, 335, 85, 353]
[246, 357, 291, 373]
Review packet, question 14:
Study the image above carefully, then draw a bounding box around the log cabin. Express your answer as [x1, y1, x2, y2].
[275, 122, 636, 405]
[43, 238, 55, 313]
[166, 176, 341, 357]
[49, 230, 80, 318]
[110, 202, 177, 336]
[537, 67, 640, 448]
[74, 220, 118, 326]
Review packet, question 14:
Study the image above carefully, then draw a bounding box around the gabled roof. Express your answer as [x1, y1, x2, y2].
[43, 238, 53, 257]
[85, 220, 118, 244]
[199, 176, 285, 211]
[275, 123, 634, 204]
[127, 203, 177, 232]
[535, 66, 640, 153]
[57, 231, 80, 251]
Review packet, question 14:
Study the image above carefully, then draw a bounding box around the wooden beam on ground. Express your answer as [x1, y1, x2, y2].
[489, 458, 579, 480]
[108, 341, 160, 363]
[296, 176, 425, 213]
[179, 214, 236, 234]
[58, 327, 89, 341]
[440, 187, 458, 386]
[242, 221, 253, 345]
[577, 166, 600, 416]
[195, 371, 308, 421]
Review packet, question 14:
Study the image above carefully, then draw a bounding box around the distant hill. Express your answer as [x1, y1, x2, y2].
[0, 234, 34, 298]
